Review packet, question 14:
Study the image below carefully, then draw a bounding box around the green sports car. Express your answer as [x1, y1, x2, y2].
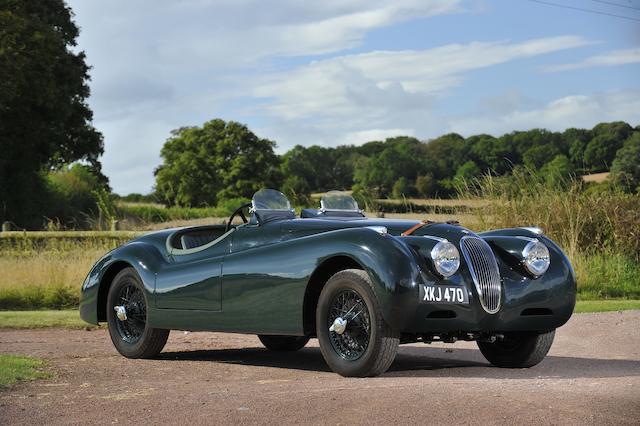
[80, 189, 576, 377]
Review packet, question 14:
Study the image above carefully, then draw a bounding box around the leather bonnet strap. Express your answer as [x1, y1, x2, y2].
[401, 220, 432, 236]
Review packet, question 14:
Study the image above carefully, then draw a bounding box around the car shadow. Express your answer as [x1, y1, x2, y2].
[158, 345, 640, 379]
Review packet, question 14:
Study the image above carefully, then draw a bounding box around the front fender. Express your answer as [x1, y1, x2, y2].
[298, 228, 424, 331]
[79, 242, 166, 325]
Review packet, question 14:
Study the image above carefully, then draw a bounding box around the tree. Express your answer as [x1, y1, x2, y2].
[611, 132, 640, 193]
[353, 137, 423, 196]
[591, 121, 633, 141]
[282, 175, 311, 206]
[523, 145, 560, 170]
[468, 135, 509, 174]
[540, 155, 574, 189]
[415, 174, 437, 198]
[154, 119, 280, 206]
[0, 1, 104, 228]
[454, 160, 482, 184]
[422, 133, 467, 181]
[391, 177, 411, 199]
[564, 127, 592, 170]
[583, 135, 624, 172]
[280, 145, 334, 192]
[456, 160, 482, 180]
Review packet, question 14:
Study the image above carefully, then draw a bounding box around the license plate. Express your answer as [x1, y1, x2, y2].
[420, 285, 469, 304]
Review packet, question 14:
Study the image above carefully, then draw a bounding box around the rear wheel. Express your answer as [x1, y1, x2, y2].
[258, 335, 310, 351]
[316, 269, 399, 377]
[477, 330, 555, 368]
[106, 267, 169, 358]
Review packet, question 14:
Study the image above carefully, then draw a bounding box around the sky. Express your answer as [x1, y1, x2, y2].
[66, 0, 640, 195]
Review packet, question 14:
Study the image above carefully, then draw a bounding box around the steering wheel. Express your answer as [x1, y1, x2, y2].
[226, 202, 252, 232]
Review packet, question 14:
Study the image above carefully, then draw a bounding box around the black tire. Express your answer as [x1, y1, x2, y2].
[316, 269, 399, 377]
[258, 335, 310, 351]
[106, 267, 169, 359]
[477, 330, 555, 368]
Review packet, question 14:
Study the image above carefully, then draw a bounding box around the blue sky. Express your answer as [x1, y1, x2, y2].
[67, 0, 640, 195]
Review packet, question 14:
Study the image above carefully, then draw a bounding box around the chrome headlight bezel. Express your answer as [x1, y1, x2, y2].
[430, 240, 461, 278]
[522, 239, 550, 277]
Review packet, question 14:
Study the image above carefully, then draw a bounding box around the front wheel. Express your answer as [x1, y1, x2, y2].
[477, 330, 555, 368]
[316, 269, 399, 377]
[258, 335, 310, 351]
[106, 267, 169, 359]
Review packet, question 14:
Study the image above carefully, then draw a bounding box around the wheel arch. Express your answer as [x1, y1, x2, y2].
[97, 261, 133, 322]
[303, 255, 364, 336]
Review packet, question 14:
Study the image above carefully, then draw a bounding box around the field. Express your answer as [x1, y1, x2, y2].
[0, 232, 136, 309]
[0, 190, 638, 310]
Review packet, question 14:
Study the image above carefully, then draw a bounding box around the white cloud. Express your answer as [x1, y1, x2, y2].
[253, 36, 592, 121]
[63, 0, 635, 195]
[66, 0, 464, 194]
[545, 47, 640, 72]
[447, 90, 640, 136]
[342, 128, 416, 144]
[70, 0, 463, 72]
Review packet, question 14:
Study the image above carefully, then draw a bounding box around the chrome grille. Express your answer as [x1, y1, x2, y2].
[460, 236, 501, 314]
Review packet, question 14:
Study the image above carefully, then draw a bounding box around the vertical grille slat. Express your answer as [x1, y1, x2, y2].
[460, 236, 502, 314]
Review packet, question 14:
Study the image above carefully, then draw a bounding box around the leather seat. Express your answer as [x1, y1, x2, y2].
[180, 232, 221, 249]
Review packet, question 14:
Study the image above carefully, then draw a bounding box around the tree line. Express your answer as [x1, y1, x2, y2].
[153, 119, 639, 207]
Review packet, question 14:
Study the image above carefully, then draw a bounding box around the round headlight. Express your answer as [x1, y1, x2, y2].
[430, 240, 460, 277]
[523, 240, 550, 277]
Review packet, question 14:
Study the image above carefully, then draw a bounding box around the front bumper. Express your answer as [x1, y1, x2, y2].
[401, 242, 577, 334]
[404, 279, 575, 333]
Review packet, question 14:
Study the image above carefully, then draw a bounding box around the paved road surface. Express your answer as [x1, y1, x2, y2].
[1, 311, 639, 425]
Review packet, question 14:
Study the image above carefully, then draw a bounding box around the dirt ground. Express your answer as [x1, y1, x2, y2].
[1, 311, 639, 425]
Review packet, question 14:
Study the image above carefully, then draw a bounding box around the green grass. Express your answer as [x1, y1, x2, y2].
[574, 300, 640, 313]
[574, 252, 640, 299]
[0, 302, 637, 330]
[0, 310, 96, 329]
[0, 354, 49, 389]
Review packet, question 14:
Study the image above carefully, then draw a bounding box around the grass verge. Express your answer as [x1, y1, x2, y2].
[0, 302, 638, 330]
[0, 310, 96, 329]
[574, 300, 640, 313]
[0, 354, 49, 389]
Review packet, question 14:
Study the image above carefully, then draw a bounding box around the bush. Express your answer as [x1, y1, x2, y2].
[213, 197, 251, 217]
[45, 164, 106, 229]
[0, 285, 79, 310]
[464, 169, 639, 260]
[462, 169, 640, 299]
[117, 205, 218, 224]
[574, 252, 640, 299]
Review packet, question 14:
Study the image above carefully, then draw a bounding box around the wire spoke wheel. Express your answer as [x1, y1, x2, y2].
[328, 289, 371, 361]
[114, 283, 146, 344]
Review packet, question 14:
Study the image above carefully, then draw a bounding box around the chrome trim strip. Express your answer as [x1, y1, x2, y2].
[167, 228, 235, 256]
[520, 226, 543, 235]
[421, 235, 447, 243]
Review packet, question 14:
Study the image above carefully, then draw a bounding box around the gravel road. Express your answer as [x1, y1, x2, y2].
[1, 311, 639, 425]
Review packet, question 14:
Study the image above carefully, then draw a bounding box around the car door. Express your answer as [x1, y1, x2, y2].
[155, 230, 232, 311]
[217, 223, 310, 334]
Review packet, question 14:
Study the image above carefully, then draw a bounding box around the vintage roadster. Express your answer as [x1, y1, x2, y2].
[80, 189, 576, 377]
